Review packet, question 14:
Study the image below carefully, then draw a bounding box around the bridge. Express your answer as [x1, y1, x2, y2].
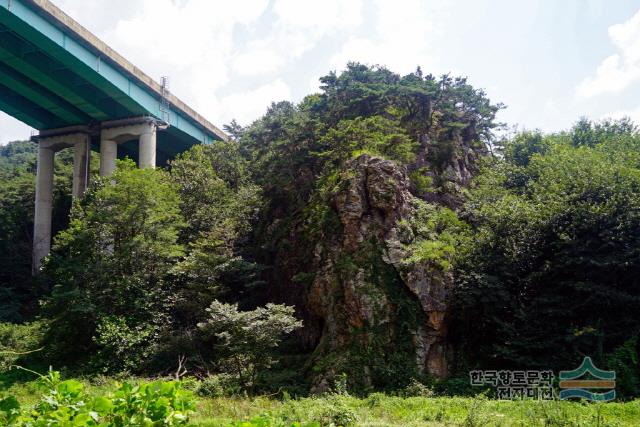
[0, 0, 227, 271]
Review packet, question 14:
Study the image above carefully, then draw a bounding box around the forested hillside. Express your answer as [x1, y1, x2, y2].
[1, 64, 639, 398]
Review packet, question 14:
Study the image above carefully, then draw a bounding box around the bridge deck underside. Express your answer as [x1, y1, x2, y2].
[0, 3, 212, 163]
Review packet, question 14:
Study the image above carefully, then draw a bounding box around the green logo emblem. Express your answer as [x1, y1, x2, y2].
[559, 357, 615, 401]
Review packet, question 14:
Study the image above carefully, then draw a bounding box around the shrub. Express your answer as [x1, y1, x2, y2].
[462, 395, 490, 427]
[606, 336, 640, 399]
[435, 376, 481, 396]
[92, 315, 158, 373]
[177, 376, 200, 392]
[332, 372, 349, 396]
[0, 322, 43, 372]
[402, 378, 435, 397]
[314, 395, 358, 426]
[410, 168, 433, 194]
[198, 301, 303, 391]
[197, 375, 225, 398]
[0, 370, 194, 426]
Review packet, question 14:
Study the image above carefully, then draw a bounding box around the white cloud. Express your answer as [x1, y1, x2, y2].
[105, 0, 270, 123]
[0, 112, 33, 144]
[231, 50, 285, 76]
[218, 79, 292, 125]
[603, 105, 640, 123]
[329, 0, 445, 74]
[98, 0, 360, 124]
[273, 0, 362, 30]
[230, 0, 364, 78]
[578, 8, 640, 98]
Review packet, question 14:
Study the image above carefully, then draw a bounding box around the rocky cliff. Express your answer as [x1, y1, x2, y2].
[240, 65, 500, 392]
[305, 154, 456, 391]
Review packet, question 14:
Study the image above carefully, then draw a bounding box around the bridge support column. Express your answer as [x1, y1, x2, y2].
[99, 139, 118, 177]
[138, 124, 156, 169]
[73, 135, 90, 197]
[32, 128, 91, 274]
[100, 119, 165, 173]
[32, 119, 168, 273]
[32, 130, 91, 272]
[33, 144, 54, 274]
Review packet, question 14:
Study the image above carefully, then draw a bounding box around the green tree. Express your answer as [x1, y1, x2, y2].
[453, 123, 640, 376]
[0, 141, 76, 321]
[197, 301, 302, 391]
[42, 160, 184, 372]
[318, 115, 418, 165]
[169, 143, 262, 319]
[571, 116, 637, 147]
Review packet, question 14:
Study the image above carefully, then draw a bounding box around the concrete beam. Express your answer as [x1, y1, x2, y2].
[101, 119, 166, 171]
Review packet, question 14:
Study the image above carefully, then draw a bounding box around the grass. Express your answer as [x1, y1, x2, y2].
[2, 375, 640, 426]
[192, 395, 640, 426]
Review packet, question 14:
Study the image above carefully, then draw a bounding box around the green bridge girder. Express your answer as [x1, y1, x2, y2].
[0, 0, 226, 163]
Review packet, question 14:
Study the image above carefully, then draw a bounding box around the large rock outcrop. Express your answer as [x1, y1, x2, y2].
[306, 155, 452, 390]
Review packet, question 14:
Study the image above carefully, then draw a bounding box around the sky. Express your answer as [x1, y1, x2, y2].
[2, 0, 640, 143]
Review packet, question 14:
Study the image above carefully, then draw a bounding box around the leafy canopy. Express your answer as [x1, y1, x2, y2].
[198, 301, 302, 390]
[43, 160, 184, 372]
[453, 118, 640, 375]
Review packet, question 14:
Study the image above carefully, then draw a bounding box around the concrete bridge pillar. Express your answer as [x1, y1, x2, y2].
[72, 135, 91, 198]
[33, 144, 55, 273]
[100, 119, 162, 175]
[32, 130, 91, 272]
[99, 139, 118, 177]
[32, 118, 167, 273]
[138, 124, 157, 169]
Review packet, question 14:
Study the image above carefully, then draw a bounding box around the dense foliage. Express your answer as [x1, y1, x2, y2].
[43, 161, 185, 372]
[198, 302, 303, 391]
[0, 322, 42, 372]
[236, 63, 502, 391]
[0, 370, 194, 426]
[453, 120, 640, 394]
[0, 142, 75, 321]
[1, 63, 640, 398]
[37, 148, 281, 379]
[240, 63, 501, 219]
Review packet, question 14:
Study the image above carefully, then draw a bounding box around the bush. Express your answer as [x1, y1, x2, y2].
[0, 322, 43, 372]
[197, 375, 225, 398]
[410, 168, 433, 194]
[198, 301, 303, 391]
[0, 370, 194, 426]
[92, 315, 158, 373]
[177, 375, 200, 392]
[402, 378, 435, 397]
[435, 376, 480, 396]
[314, 395, 358, 426]
[606, 337, 640, 399]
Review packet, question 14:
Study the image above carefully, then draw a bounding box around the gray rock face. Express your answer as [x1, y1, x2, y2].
[307, 155, 452, 382]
